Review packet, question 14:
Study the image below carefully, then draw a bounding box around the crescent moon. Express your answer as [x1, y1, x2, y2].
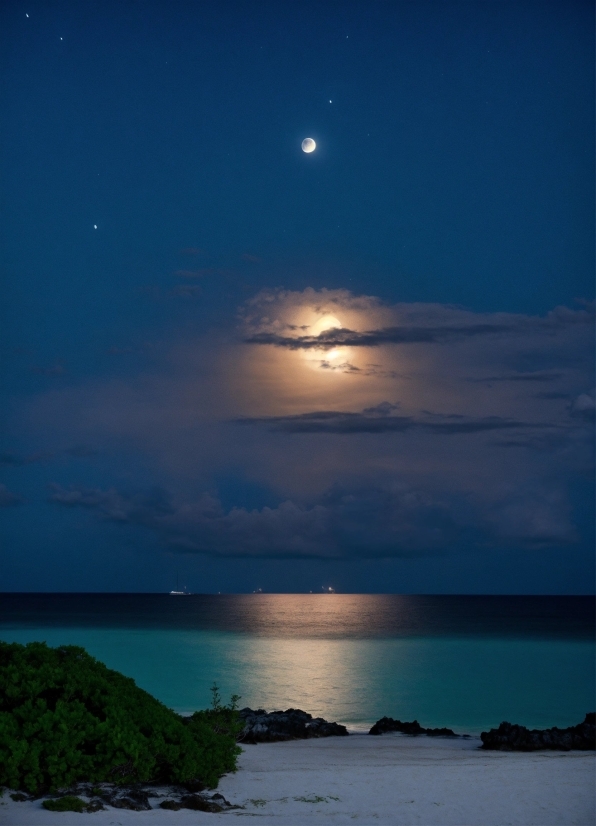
[301, 138, 316, 153]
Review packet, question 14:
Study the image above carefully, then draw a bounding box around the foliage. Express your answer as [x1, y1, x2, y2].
[42, 795, 87, 812]
[189, 683, 245, 741]
[0, 641, 240, 793]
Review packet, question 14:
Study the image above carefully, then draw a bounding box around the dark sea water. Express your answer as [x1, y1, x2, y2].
[1, 594, 593, 733]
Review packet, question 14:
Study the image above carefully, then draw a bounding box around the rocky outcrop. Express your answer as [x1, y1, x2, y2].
[239, 707, 349, 743]
[31, 783, 238, 813]
[159, 793, 237, 812]
[369, 717, 459, 737]
[481, 712, 595, 751]
[106, 788, 151, 811]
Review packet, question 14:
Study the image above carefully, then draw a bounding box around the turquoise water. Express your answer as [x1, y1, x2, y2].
[1, 594, 593, 734]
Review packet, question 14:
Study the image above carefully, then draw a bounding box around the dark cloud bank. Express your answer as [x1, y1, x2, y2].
[49, 467, 579, 562]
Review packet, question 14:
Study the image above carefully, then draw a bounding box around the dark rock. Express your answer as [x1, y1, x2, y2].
[85, 799, 105, 812]
[160, 799, 182, 810]
[369, 717, 459, 737]
[481, 712, 595, 751]
[239, 707, 349, 743]
[179, 794, 224, 812]
[10, 793, 30, 802]
[160, 792, 238, 812]
[210, 793, 236, 808]
[106, 788, 151, 811]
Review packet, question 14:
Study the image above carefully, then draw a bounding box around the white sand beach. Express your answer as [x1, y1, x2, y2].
[1, 734, 594, 826]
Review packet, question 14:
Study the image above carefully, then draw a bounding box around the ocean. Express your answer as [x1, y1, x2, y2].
[1, 593, 593, 734]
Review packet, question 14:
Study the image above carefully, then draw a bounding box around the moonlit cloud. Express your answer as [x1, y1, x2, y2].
[18, 288, 593, 560]
[235, 408, 554, 436]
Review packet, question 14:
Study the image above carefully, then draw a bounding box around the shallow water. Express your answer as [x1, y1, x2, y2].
[1, 594, 593, 732]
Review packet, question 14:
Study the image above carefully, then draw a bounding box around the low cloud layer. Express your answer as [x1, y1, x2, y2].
[11, 288, 594, 561]
[49, 474, 577, 559]
[244, 322, 515, 349]
[236, 407, 556, 436]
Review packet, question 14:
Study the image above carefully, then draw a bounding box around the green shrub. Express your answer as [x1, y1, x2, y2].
[189, 683, 244, 741]
[0, 641, 241, 793]
[42, 795, 87, 813]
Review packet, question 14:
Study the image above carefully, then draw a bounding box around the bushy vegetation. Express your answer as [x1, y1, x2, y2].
[0, 641, 241, 793]
[190, 683, 245, 741]
[42, 795, 87, 812]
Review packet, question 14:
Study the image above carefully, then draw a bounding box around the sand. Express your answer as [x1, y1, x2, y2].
[1, 734, 594, 826]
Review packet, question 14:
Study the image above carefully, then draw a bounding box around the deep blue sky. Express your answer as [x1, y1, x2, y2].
[1, 0, 594, 593]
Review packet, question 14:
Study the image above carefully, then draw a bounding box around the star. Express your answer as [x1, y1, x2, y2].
[93, 225, 98, 230]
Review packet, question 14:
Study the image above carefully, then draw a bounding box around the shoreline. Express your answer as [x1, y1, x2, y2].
[2, 734, 594, 826]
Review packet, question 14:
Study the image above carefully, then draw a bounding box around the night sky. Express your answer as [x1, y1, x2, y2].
[1, 0, 594, 593]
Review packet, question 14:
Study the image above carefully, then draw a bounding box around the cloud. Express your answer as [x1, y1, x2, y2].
[21, 287, 593, 563]
[234, 407, 553, 436]
[244, 323, 515, 350]
[241, 253, 262, 264]
[569, 390, 596, 421]
[241, 289, 594, 352]
[468, 371, 563, 383]
[48, 476, 577, 558]
[486, 487, 578, 547]
[0, 484, 23, 507]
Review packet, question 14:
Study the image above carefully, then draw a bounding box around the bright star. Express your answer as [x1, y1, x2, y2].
[93, 224, 97, 230]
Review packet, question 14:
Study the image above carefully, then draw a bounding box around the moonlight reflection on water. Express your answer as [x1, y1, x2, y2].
[0, 595, 593, 730]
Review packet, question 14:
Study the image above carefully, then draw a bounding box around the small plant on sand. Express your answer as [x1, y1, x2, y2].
[189, 683, 244, 741]
[42, 796, 87, 813]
